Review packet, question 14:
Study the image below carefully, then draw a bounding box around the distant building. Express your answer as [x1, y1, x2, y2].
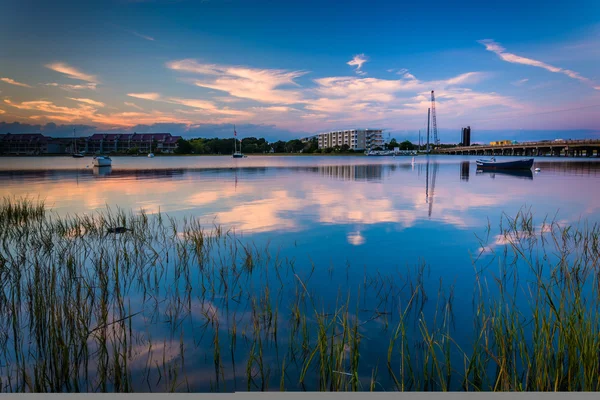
[317, 129, 384, 151]
[0, 133, 62, 155]
[490, 140, 512, 146]
[1, 132, 181, 155]
[87, 133, 182, 154]
[300, 135, 318, 143]
[461, 126, 471, 147]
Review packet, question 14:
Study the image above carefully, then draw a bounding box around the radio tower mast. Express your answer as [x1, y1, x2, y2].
[431, 90, 439, 147]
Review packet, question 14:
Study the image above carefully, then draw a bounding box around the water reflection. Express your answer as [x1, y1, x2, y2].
[1, 157, 600, 236]
[475, 169, 534, 180]
[425, 158, 439, 218]
[93, 166, 112, 176]
[460, 161, 470, 181]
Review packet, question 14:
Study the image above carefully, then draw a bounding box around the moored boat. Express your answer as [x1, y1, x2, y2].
[232, 125, 247, 158]
[476, 157, 533, 170]
[92, 155, 112, 167]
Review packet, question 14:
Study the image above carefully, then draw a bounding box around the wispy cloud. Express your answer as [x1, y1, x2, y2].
[1, 77, 32, 88]
[131, 31, 155, 41]
[512, 78, 529, 86]
[4, 98, 99, 123]
[0, 109, 5, 114]
[124, 101, 144, 110]
[127, 92, 161, 100]
[167, 59, 307, 104]
[479, 39, 599, 90]
[45, 62, 98, 83]
[67, 97, 105, 107]
[347, 54, 368, 75]
[44, 82, 97, 91]
[167, 97, 253, 117]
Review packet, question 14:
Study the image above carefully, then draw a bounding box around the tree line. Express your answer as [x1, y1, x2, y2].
[173, 136, 424, 154]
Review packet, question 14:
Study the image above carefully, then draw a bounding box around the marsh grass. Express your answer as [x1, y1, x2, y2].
[0, 198, 599, 392]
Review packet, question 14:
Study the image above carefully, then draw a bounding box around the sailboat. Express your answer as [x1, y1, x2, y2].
[232, 125, 247, 158]
[71, 128, 85, 158]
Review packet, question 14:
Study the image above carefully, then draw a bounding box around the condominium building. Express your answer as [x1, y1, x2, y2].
[0, 132, 182, 155]
[317, 129, 384, 151]
[87, 133, 182, 154]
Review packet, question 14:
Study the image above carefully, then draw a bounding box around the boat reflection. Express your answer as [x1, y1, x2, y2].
[476, 168, 533, 180]
[93, 166, 112, 176]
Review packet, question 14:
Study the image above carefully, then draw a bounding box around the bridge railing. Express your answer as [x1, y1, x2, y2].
[439, 139, 600, 151]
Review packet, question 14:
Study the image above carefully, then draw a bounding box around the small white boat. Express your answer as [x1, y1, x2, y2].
[148, 153, 155, 158]
[92, 155, 112, 167]
[534, 168, 541, 172]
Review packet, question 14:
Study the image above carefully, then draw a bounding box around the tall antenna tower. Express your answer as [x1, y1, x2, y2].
[426, 108, 431, 153]
[431, 90, 439, 146]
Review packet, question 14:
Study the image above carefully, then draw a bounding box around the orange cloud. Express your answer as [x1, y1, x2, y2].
[1, 77, 32, 88]
[67, 97, 105, 107]
[127, 92, 161, 101]
[45, 62, 98, 83]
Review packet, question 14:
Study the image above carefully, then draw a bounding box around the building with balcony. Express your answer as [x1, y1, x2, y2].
[87, 133, 182, 154]
[0, 133, 67, 155]
[316, 129, 384, 151]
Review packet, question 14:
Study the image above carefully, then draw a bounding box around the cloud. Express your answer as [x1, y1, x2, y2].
[347, 54, 368, 74]
[127, 92, 161, 100]
[132, 31, 154, 41]
[442, 72, 486, 86]
[44, 82, 97, 91]
[512, 78, 529, 86]
[347, 231, 365, 246]
[167, 97, 254, 117]
[45, 62, 98, 83]
[166, 59, 307, 104]
[0, 109, 5, 115]
[124, 102, 144, 110]
[1, 77, 32, 88]
[479, 39, 598, 89]
[67, 98, 105, 107]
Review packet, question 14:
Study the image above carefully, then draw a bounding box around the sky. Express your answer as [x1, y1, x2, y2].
[1, 0, 599, 143]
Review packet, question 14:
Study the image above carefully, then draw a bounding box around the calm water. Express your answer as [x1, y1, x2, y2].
[2, 155, 599, 245]
[1, 154, 599, 391]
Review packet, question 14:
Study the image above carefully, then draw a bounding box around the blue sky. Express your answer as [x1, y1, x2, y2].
[1, 0, 599, 142]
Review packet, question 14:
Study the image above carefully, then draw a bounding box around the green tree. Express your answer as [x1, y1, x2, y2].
[285, 139, 304, 153]
[127, 146, 139, 155]
[175, 138, 192, 154]
[272, 141, 286, 153]
[399, 140, 414, 151]
[341, 144, 350, 152]
[387, 138, 399, 150]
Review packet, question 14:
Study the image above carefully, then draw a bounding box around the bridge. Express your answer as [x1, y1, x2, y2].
[437, 139, 600, 157]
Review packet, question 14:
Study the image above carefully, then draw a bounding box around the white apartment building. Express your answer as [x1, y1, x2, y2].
[317, 129, 384, 151]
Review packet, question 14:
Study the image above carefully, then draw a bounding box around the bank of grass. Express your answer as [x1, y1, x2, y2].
[0, 197, 599, 392]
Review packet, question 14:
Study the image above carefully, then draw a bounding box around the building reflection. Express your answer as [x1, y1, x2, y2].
[314, 164, 384, 181]
[460, 161, 470, 181]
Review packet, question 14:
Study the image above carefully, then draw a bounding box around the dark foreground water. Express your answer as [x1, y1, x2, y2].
[0, 154, 599, 392]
